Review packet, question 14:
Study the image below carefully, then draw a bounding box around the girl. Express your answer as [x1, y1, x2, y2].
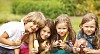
[73, 13, 100, 54]
[50, 14, 76, 54]
[36, 18, 55, 54]
[83, 28, 100, 54]
[20, 18, 55, 54]
[0, 12, 46, 54]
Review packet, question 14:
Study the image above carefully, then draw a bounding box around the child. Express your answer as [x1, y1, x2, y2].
[36, 18, 55, 54]
[0, 12, 46, 54]
[83, 29, 100, 54]
[50, 14, 76, 54]
[20, 18, 55, 54]
[73, 13, 100, 54]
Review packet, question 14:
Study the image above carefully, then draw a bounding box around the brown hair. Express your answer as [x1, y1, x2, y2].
[37, 18, 55, 43]
[79, 13, 99, 49]
[55, 14, 76, 44]
[22, 12, 46, 28]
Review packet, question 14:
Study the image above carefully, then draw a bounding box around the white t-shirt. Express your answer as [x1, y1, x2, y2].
[0, 21, 25, 49]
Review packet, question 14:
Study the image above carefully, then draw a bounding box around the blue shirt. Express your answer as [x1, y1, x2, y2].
[77, 31, 97, 49]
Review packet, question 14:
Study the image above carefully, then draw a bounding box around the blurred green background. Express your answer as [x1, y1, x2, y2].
[0, 0, 100, 34]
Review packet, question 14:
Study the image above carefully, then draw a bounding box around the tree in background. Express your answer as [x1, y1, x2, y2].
[12, 0, 100, 19]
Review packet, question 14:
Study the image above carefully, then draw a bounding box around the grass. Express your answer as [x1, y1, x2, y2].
[70, 17, 82, 34]
[0, 0, 12, 14]
[0, 0, 23, 24]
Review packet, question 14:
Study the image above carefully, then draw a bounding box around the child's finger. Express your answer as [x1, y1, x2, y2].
[32, 48, 38, 53]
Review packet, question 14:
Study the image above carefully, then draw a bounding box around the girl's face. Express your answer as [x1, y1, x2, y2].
[40, 26, 51, 40]
[25, 22, 39, 33]
[56, 22, 68, 37]
[82, 19, 96, 36]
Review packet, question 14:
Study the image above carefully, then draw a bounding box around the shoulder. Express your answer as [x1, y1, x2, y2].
[77, 30, 82, 36]
[1, 21, 21, 27]
[0, 21, 24, 34]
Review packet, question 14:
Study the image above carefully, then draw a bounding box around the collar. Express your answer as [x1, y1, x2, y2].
[83, 34, 95, 40]
[63, 32, 69, 42]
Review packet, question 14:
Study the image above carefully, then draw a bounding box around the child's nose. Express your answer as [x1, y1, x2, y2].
[61, 30, 64, 32]
[88, 27, 91, 30]
[33, 25, 37, 29]
[45, 32, 48, 35]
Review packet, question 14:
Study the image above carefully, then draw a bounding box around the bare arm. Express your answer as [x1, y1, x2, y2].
[14, 48, 20, 54]
[83, 48, 100, 54]
[73, 40, 79, 53]
[29, 34, 34, 54]
[0, 32, 16, 46]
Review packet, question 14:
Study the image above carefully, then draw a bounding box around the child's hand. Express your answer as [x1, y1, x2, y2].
[73, 40, 80, 53]
[60, 42, 67, 49]
[44, 43, 50, 52]
[56, 40, 62, 47]
[73, 47, 80, 52]
[13, 40, 21, 46]
[83, 48, 92, 53]
[78, 38, 87, 46]
[52, 40, 58, 47]
[31, 48, 38, 54]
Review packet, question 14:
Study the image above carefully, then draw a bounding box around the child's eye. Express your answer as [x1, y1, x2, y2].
[43, 30, 46, 32]
[85, 26, 88, 28]
[48, 32, 50, 34]
[58, 28, 61, 29]
[33, 21, 38, 25]
[63, 28, 67, 29]
[90, 26, 95, 28]
[36, 25, 39, 28]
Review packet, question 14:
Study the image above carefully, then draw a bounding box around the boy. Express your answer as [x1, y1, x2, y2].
[0, 12, 46, 54]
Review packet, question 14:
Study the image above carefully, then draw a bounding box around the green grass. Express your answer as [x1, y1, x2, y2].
[70, 17, 82, 34]
[0, 0, 22, 24]
[0, 0, 12, 14]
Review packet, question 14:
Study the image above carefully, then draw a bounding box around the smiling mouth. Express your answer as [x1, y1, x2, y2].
[87, 31, 92, 33]
[31, 28, 36, 32]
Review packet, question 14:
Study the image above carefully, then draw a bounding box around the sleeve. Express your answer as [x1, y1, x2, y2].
[4, 24, 17, 37]
[50, 46, 58, 53]
[64, 45, 73, 52]
[0, 23, 17, 38]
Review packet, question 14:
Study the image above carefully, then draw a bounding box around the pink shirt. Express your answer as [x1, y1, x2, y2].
[20, 42, 29, 54]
